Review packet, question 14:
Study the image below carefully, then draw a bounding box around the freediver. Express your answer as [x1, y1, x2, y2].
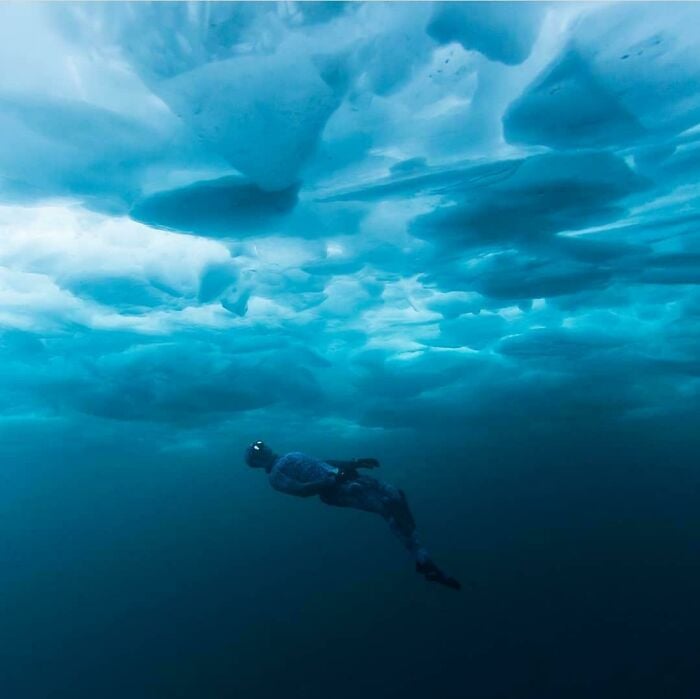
[245, 441, 461, 590]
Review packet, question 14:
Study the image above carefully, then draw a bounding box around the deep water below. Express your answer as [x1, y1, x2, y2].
[2, 417, 699, 699]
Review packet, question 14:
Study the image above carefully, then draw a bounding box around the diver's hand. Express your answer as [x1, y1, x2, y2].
[355, 457, 380, 469]
[332, 466, 354, 483]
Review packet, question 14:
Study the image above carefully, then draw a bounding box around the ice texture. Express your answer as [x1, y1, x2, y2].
[0, 1, 697, 441]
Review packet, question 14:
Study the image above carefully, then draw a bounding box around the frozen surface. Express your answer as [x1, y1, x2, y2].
[0, 1, 697, 438]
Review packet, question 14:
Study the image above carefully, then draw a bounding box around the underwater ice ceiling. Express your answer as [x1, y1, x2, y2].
[0, 1, 698, 438]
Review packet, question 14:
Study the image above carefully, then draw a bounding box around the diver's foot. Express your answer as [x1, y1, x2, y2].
[416, 560, 462, 591]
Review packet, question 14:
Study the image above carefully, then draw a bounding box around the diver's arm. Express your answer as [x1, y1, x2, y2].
[296, 479, 336, 497]
[269, 468, 338, 497]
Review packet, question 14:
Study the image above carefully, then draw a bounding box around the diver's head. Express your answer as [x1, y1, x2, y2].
[245, 440, 276, 471]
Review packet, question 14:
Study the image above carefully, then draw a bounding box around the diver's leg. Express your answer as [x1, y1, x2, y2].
[384, 512, 429, 563]
[323, 478, 461, 590]
[382, 489, 461, 591]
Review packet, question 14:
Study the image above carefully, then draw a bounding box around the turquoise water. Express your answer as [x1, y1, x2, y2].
[1, 3, 699, 697]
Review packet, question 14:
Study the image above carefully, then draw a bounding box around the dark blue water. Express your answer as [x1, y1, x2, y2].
[3, 417, 699, 698]
[1, 2, 699, 697]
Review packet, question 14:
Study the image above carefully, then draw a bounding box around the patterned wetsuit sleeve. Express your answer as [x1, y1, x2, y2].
[268, 468, 310, 496]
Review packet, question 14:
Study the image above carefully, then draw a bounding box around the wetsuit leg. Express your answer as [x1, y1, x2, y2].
[321, 478, 461, 590]
[382, 489, 461, 591]
[385, 489, 416, 531]
[384, 511, 427, 562]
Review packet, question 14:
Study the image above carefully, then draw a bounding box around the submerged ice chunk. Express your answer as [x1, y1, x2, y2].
[427, 1, 546, 66]
[505, 3, 700, 148]
[157, 51, 343, 191]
